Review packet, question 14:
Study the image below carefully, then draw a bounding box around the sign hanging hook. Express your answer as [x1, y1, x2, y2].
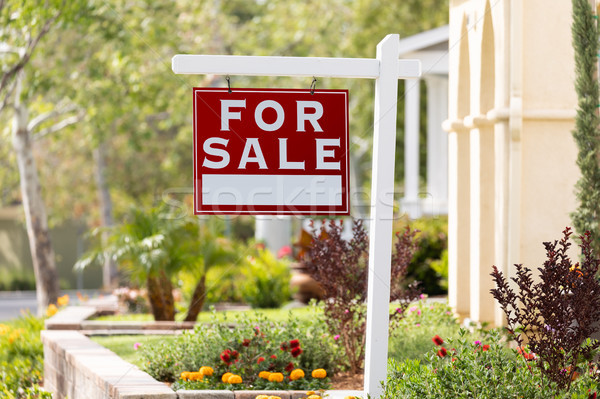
[226, 75, 232, 93]
[310, 77, 317, 95]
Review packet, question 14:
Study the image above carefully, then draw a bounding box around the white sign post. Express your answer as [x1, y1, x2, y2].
[173, 34, 420, 398]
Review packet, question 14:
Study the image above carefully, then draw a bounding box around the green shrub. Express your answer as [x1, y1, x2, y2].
[383, 329, 599, 399]
[394, 216, 448, 295]
[203, 264, 245, 305]
[0, 269, 36, 291]
[239, 249, 291, 308]
[0, 312, 48, 398]
[140, 306, 338, 389]
[388, 300, 460, 362]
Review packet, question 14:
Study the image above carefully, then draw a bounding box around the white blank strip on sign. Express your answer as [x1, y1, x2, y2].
[202, 174, 342, 206]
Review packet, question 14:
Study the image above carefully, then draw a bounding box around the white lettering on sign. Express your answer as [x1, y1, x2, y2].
[279, 138, 305, 170]
[239, 138, 268, 169]
[220, 99, 246, 131]
[254, 100, 285, 131]
[316, 138, 340, 170]
[202, 137, 230, 169]
[296, 101, 324, 132]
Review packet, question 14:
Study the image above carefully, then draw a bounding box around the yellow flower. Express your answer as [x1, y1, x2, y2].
[306, 391, 316, 395]
[268, 372, 284, 383]
[221, 372, 233, 383]
[311, 368, 327, 379]
[258, 370, 271, 380]
[290, 368, 305, 381]
[307, 395, 322, 399]
[189, 372, 203, 381]
[268, 396, 282, 399]
[199, 366, 213, 376]
[227, 374, 242, 384]
[180, 372, 191, 381]
[0, 324, 10, 335]
[46, 304, 58, 317]
[255, 396, 269, 399]
[57, 294, 69, 307]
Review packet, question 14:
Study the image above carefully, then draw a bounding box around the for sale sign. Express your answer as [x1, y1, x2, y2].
[193, 88, 349, 215]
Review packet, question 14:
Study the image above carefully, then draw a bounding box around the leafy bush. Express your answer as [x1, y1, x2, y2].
[383, 329, 599, 399]
[203, 264, 245, 305]
[394, 216, 448, 295]
[140, 306, 338, 389]
[0, 269, 36, 291]
[0, 312, 50, 398]
[301, 219, 420, 374]
[388, 300, 460, 362]
[491, 227, 600, 392]
[240, 248, 291, 308]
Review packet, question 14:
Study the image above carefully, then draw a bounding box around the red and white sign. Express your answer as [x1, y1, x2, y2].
[193, 88, 349, 215]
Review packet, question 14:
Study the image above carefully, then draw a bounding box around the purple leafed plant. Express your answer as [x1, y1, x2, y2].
[301, 219, 420, 374]
[491, 227, 600, 390]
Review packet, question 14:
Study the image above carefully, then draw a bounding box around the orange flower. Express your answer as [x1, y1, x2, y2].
[268, 372, 284, 383]
[199, 366, 213, 376]
[180, 372, 191, 381]
[189, 372, 203, 381]
[222, 372, 233, 383]
[290, 368, 305, 381]
[311, 369, 327, 379]
[227, 374, 242, 384]
[57, 294, 69, 307]
[258, 371, 271, 380]
[46, 304, 58, 317]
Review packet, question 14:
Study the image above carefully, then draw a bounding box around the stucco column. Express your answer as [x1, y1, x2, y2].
[255, 216, 291, 253]
[445, 121, 470, 318]
[468, 120, 496, 324]
[402, 78, 422, 219]
[424, 75, 449, 216]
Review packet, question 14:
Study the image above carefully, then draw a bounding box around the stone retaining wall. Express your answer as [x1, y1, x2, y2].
[42, 306, 363, 399]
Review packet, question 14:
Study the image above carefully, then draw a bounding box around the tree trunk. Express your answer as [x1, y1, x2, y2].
[11, 72, 59, 315]
[93, 141, 118, 290]
[146, 272, 175, 321]
[184, 273, 206, 322]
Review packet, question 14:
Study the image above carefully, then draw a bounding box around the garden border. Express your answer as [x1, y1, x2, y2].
[42, 306, 363, 399]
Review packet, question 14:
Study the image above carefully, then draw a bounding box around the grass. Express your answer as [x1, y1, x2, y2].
[93, 305, 319, 324]
[90, 335, 175, 367]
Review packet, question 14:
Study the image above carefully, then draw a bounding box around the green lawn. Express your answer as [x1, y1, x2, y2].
[93, 305, 319, 324]
[90, 335, 175, 367]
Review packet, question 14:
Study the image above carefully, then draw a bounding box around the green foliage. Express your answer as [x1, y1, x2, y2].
[139, 306, 338, 388]
[571, 0, 600, 253]
[394, 216, 448, 295]
[383, 329, 599, 399]
[204, 264, 245, 305]
[0, 312, 48, 399]
[388, 300, 459, 362]
[0, 269, 36, 291]
[240, 248, 292, 309]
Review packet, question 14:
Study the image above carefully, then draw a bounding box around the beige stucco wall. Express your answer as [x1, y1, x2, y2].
[447, 0, 580, 325]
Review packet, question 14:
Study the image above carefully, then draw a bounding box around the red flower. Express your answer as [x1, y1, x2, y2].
[242, 339, 251, 347]
[289, 339, 300, 348]
[432, 335, 444, 346]
[270, 354, 277, 359]
[285, 362, 294, 372]
[280, 342, 289, 352]
[437, 347, 448, 358]
[482, 345, 490, 352]
[589, 391, 597, 399]
[517, 346, 535, 361]
[291, 347, 303, 358]
[220, 353, 231, 364]
[231, 350, 239, 359]
[257, 357, 265, 364]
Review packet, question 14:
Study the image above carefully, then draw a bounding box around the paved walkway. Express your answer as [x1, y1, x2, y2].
[0, 290, 107, 321]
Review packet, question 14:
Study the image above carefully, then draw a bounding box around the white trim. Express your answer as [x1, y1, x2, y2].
[173, 54, 420, 79]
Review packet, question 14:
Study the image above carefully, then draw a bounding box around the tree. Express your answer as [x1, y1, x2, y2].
[571, 0, 600, 253]
[1, 1, 86, 314]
